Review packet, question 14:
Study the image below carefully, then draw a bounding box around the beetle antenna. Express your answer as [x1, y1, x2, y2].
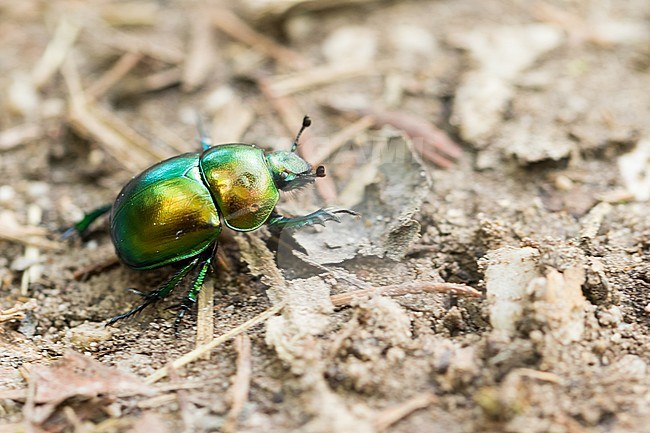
[291, 115, 311, 152]
[196, 113, 213, 151]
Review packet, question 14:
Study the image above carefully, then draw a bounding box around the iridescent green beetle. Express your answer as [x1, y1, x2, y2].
[69, 116, 356, 328]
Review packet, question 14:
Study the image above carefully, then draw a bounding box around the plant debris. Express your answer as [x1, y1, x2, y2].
[1, 1, 650, 432]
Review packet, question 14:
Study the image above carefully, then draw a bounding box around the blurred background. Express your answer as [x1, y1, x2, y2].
[1, 1, 650, 432]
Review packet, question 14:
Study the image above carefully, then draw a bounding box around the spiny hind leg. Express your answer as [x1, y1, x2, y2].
[174, 243, 217, 332]
[106, 257, 199, 327]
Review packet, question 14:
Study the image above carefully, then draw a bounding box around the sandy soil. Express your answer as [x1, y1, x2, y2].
[1, 1, 649, 432]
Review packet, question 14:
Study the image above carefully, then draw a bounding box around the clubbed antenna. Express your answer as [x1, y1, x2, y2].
[291, 115, 311, 152]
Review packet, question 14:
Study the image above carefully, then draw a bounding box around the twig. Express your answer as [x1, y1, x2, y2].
[137, 394, 177, 409]
[330, 281, 482, 307]
[0, 213, 61, 251]
[216, 248, 233, 273]
[99, 1, 160, 27]
[532, 1, 601, 46]
[91, 104, 169, 161]
[360, 109, 461, 161]
[0, 300, 38, 324]
[145, 301, 286, 384]
[87, 52, 143, 99]
[32, 17, 81, 88]
[182, 13, 215, 92]
[72, 256, 120, 281]
[579, 202, 612, 241]
[168, 365, 193, 431]
[62, 406, 84, 432]
[0, 124, 43, 151]
[223, 334, 252, 433]
[256, 76, 304, 137]
[325, 103, 462, 168]
[21, 205, 43, 295]
[195, 281, 215, 360]
[235, 233, 286, 294]
[22, 370, 37, 430]
[512, 368, 563, 384]
[309, 115, 374, 166]
[293, 251, 481, 304]
[374, 393, 437, 432]
[211, 9, 308, 69]
[62, 54, 170, 173]
[146, 119, 194, 154]
[556, 412, 590, 433]
[153, 377, 227, 393]
[209, 96, 255, 144]
[86, 417, 136, 433]
[0, 231, 60, 251]
[266, 63, 375, 96]
[90, 21, 184, 64]
[127, 67, 183, 94]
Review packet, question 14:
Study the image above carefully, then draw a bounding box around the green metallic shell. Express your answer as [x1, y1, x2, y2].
[200, 144, 279, 231]
[110, 153, 221, 270]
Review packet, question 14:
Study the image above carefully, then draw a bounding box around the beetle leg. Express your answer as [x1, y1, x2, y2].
[267, 207, 359, 230]
[62, 204, 112, 239]
[196, 113, 213, 150]
[174, 259, 211, 333]
[106, 257, 199, 326]
[174, 244, 217, 333]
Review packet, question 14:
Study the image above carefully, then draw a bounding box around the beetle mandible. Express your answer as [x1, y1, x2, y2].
[69, 116, 356, 328]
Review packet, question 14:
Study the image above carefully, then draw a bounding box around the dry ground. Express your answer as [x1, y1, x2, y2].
[1, 1, 649, 432]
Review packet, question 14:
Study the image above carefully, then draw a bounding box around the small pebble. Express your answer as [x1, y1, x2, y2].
[0, 186, 16, 203]
[596, 306, 622, 327]
[69, 322, 114, 350]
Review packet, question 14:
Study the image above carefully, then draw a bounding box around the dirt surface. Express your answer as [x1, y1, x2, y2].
[1, 1, 650, 432]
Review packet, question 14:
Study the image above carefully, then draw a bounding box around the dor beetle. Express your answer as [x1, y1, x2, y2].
[68, 116, 356, 328]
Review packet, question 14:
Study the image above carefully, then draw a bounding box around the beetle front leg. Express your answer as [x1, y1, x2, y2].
[267, 207, 358, 230]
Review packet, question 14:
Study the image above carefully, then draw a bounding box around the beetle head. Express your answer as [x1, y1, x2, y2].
[266, 151, 325, 191]
[266, 115, 326, 191]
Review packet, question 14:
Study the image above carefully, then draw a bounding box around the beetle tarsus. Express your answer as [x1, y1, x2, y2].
[174, 301, 193, 336]
[106, 258, 200, 327]
[105, 297, 158, 326]
[62, 204, 112, 239]
[106, 287, 170, 326]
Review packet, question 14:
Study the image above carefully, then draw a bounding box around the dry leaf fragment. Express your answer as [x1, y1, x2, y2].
[290, 130, 432, 264]
[26, 351, 153, 405]
[324, 102, 462, 167]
